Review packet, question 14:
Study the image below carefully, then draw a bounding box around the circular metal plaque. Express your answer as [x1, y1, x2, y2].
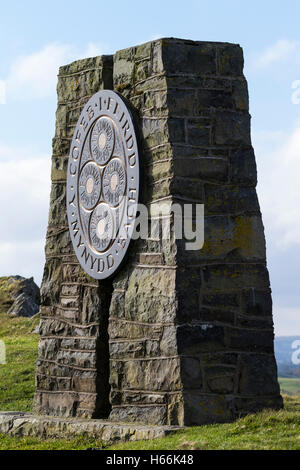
[66, 90, 140, 280]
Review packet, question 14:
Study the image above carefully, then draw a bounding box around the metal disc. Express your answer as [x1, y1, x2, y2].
[66, 90, 140, 280]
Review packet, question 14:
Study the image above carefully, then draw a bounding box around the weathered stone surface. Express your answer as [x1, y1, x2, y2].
[34, 37, 282, 427]
[34, 54, 114, 419]
[0, 276, 40, 317]
[0, 412, 182, 442]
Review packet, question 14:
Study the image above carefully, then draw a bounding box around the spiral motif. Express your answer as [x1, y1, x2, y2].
[89, 203, 114, 253]
[102, 158, 126, 207]
[78, 162, 101, 210]
[90, 117, 114, 165]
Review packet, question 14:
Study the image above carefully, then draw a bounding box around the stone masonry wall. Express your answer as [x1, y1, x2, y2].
[34, 38, 282, 425]
[34, 56, 114, 418]
[108, 39, 282, 425]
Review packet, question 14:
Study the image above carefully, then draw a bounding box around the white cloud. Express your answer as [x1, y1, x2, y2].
[254, 125, 300, 250]
[254, 39, 298, 69]
[273, 305, 300, 336]
[5, 42, 107, 101]
[84, 42, 105, 58]
[0, 240, 45, 287]
[0, 147, 51, 285]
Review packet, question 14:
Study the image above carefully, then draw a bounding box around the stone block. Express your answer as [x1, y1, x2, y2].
[238, 354, 280, 396]
[213, 111, 251, 146]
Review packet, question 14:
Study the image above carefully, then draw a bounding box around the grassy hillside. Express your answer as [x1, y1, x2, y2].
[279, 377, 300, 396]
[0, 309, 300, 450]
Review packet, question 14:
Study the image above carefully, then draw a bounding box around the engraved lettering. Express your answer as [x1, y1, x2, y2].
[128, 152, 136, 167]
[75, 129, 81, 144]
[107, 254, 114, 269]
[71, 219, 79, 237]
[86, 105, 95, 121]
[77, 234, 84, 248]
[122, 120, 130, 138]
[97, 258, 105, 273]
[68, 193, 76, 207]
[81, 246, 90, 263]
[80, 116, 88, 131]
[69, 163, 77, 175]
[126, 135, 134, 150]
[72, 146, 79, 160]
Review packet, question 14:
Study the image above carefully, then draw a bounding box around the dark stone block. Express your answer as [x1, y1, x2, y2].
[177, 323, 226, 354]
[236, 315, 273, 329]
[180, 356, 203, 389]
[231, 148, 257, 186]
[225, 327, 274, 353]
[201, 263, 270, 292]
[173, 157, 228, 183]
[182, 391, 234, 425]
[201, 352, 238, 366]
[170, 176, 204, 200]
[202, 292, 239, 308]
[176, 268, 201, 322]
[242, 288, 272, 316]
[205, 185, 260, 215]
[162, 40, 216, 76]
[168, 118, 186, 143]
[167, 89, 197, 116]
[186, 118, 211, 146]
[234, 395, 283, 416]
[204, 365, 236, 394]
[197, 88, 235, 111]
[109, 405, 168, 426]
[238, 354, 280, 396]
[200, 307, 235, 326]
[217, 44, 244, 76]
[213, 111, 251, 146]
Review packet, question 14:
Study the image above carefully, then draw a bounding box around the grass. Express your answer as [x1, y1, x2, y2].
[0, 310, 39, 412]
[279, 377, 300, 396]
[0, 395, 299, 450]
[0, 309, 300, 450]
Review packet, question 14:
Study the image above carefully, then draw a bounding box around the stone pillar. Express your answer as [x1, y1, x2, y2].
[108, 39, 282, 425]
[34, 56, 114, 418]
[34, 38, 282, 425]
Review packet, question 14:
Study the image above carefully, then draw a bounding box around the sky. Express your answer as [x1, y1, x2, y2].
[0, 0, 299, 336]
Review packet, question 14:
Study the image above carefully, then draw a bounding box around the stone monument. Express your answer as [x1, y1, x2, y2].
[34, 38, 282, 426]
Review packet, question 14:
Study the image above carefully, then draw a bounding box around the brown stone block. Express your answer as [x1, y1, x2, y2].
[48, 183, 67, 226]
[237, 354, 280, 396]
[110, 357, 182, 392]
[176, 323, 226, 355]
[52, 137, 71, 157]
[51, 155, 68, 182]
[225, 327, 274, 353]
[201, 263, 270, 292]
[212, 110, 251, 146]
[234, 395, 283, 417]
[109, 404, 168, 425]
[173, 156, 228, 183]
[217, 43, 244, 76]
[182, 391, 234, 425]
[205, 184, 260, 215]
[123, 267, 177, 323]
[161, 39, 217, 75]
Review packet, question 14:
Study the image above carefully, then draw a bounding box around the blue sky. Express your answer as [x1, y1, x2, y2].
[0, 0, 300, 335]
